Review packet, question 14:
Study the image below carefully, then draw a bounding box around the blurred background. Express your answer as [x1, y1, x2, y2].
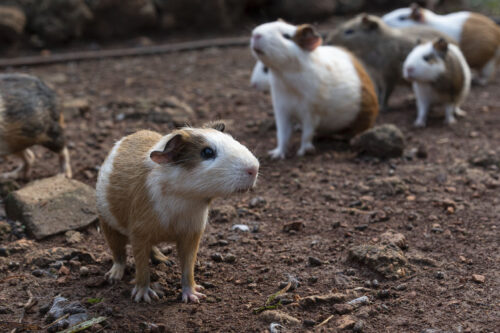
[0, 0, 499, 56]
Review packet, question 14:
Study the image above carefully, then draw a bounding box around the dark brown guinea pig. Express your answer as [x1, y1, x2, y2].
[0, 74, 71, 180]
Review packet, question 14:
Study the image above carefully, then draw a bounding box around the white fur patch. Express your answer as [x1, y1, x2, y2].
[96, 138, 127, 235]
[403, 42, 446, 82]
[250, 61, 270, 92]
[383, 7, 469, 42]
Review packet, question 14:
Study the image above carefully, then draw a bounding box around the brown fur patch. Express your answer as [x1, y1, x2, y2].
[430, 49, 465, 104]
[293, 24, 322, 51]
[460, 13, 500, 69]
[344, 53, 379, 136]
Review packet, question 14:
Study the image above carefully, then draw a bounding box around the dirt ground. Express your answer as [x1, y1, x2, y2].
[0, 23, 499, 332]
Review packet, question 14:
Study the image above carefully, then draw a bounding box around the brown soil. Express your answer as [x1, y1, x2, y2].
[0, 29, 499, 332]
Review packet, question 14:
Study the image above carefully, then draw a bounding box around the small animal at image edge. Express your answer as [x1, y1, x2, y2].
[403, 38, 471, 127]
[250, 60, 270, 92]
[0, 74, 72, 180]
[383, 3, 500, 85]
[326, 13, 456, 110]
[96, 123, 259, 303]
[251, 20, 378, 159]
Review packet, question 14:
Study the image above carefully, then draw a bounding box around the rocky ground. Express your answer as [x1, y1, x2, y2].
[0, 28, 499, 332]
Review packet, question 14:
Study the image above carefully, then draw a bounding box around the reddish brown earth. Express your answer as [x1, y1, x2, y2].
[0, 30, 499, 332]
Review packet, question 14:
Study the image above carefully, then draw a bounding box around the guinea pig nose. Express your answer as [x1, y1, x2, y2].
[407, 66, 415, 74]
[246, 166, 258, 177]
[253, 33, 262, 41]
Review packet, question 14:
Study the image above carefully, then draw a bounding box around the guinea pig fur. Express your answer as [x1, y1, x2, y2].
[251, 20, 379, 159]
[403, 38, 471, 127]
[326, 14, 456, 111]
[250, 61, 270, 92]
[0, 74, 71, 180]
[96, 123, 259, 303]
[383, 3, 500, 85]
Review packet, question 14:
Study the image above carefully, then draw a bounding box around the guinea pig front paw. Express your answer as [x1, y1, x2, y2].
[268, 148, 286, 159]
[444, 116, 457, 126]
[131, 285, 160, 303]
[297, 144, 316, 157]
[105, 263, 125, 282]
[413, 120, 426, 128]
[182, 286, 206, 303]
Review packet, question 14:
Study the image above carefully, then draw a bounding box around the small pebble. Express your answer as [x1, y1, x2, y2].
[211, 253, 223, 262]
[371, 279, 379, 288]
[472, 274, 485, 284]
[79, 266, 89, 276]
[345, 268, 356, 276]
[303, 319, 316, 327]
[377, 290, 390, 299]
[0, 247, 9, 257]
[231, 224, 249, 232]
[308, 276, 318, 284]
[435, 271, 445, 280]
[32, 269, 44, 277]
[224, 254, 236, 263]
[308, 256, 323, 267]
[347, 295, 370, 306]
[354, 224, 368, 231]
[353, 320, 365, 332]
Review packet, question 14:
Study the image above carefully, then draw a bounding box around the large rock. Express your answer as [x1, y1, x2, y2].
[350, 124, 405, 158]
[270, 0, 337, 21]
[348, 243, 412, 279]
[154, 0, 245, 30]
[0, 5, 26, 43]
[28, 0, 92, 43]
[85, 0, 157, 38]
[5, 175, 98, 239]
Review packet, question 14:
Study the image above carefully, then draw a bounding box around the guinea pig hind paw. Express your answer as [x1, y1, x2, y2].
[413, 120, 426, 128]
[132, 285, 160, 303]
[268, 148, 286, 159]
[182, 288, 206, 303]
[297, 145, 315, 157]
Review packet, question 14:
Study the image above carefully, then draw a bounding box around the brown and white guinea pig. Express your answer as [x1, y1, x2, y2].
[0, 74, 71, 180]
[96, 123, 259, 303]
[383, 3, 500, 85]
[326, 14, 456, 111]
[251, 21, 379, 159]
[403, 38, 471, 127]
[250, 60, 270, 92]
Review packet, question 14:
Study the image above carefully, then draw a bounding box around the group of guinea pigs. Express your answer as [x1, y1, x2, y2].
[0, 3, 499, 304]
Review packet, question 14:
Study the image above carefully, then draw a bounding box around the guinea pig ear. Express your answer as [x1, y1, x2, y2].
[433, 37, 448, 56]
[205, 121, 225, 132]
[410, 3, 424, 22]
[293, 24, 323, 51]
[150, 133, 186, 164]
[361, 14, 378, 31]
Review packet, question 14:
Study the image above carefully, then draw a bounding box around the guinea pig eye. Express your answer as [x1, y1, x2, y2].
[200, 147, 216, 160]
[399, 15, 407, 21]
[263, 66, 269, 73]
[344, 29, 354, 35]
[423, 54, 434, 62]
[282, 33, 292, 40]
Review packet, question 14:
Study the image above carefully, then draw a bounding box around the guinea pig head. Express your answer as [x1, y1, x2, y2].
[327, 14, 385, 46]
[382, 3, 427, 28]
[251, 21, 322, 70]
[149, 122, 259, 199]
[403, 38, 448, 82]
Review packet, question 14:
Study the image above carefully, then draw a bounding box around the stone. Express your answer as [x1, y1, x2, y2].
[29, 0, 93, 44]
[65, 230, 83, 244]
[0, 5, 26, 43]
[468, 150, 499, 168]
[0, 247, 9, 257]
[471, 274, 485, 284]
[350, 124, 405, 158]
[5, 175, 98, 239]
[283, 221, 304, 232]
[380, 230, 408, 250]
[347, 296, 370, 306]
[336, 315, 356, 330]
[300, 293, 346, 307]
[270, 0, 337, 21]
[231, 224, 249, 232]
[348, 244, 412, 279]
[211, 252, 223, 262]
[210, 205, 237, 223]
[25, 247, 95, 268]
[259, 310, 300, 326]
[353, 320, 364, 332]
[367, 176, 409, 196]
[44, 296, 88, 331]
[0, 220, 11, 236]
[249, 196, 266, 208]
[308, 256, 323, 267]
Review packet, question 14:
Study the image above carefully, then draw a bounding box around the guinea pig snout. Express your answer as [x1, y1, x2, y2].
[251, 34, 265, 55]
[404, 66, 416, 80]
[245, 166, 258, 177]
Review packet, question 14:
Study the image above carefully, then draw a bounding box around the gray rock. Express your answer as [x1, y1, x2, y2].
[5, 175, 97, 239]
[348, 244, 412, 279]
[347, 295, 370, 306]
[45, 296, 88, 332]
[351, 124, 405, 158]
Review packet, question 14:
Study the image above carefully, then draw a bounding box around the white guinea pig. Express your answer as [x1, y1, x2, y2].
[403, 38, 471, 127]
[250, 21, 379, 159]
[250, 61, 270, 92]
[96, 123, 259, 303]
[383, 3, 500, 85]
